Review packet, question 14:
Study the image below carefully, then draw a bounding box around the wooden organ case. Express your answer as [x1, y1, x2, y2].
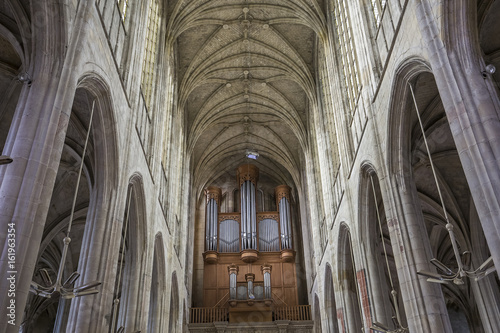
[202, 164, 298, 322]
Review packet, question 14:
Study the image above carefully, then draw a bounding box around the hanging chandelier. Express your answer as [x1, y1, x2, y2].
[30, 100, 101, 299]
[407, 84, 496, 285]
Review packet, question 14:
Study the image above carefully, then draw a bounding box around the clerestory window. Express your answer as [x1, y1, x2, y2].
[333, 0, 361, 112]
[141, 0, 160, 110]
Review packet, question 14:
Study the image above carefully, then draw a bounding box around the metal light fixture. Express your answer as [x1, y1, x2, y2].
[0, 155, 13, 165]
[246, 149, 259, 160]
[17, 72, 32, 85]
[485, 64, 496, 74]
[30, 100, 101, 299]
[409, 84, 496, 285]
[482, 64, 496, 78]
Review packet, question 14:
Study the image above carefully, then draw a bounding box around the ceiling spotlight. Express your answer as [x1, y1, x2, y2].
[246, 150, 259, 160]
[0, 155, 13, 165]
[17, 72, 32, 84]
[482, 64, 496, 78]
[485, 64, 496, 74]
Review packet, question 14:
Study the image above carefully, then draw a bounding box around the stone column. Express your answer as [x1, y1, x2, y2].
[389, 175, 452, 332]
[415, 0, 500, 272]
[65, 186, 119, 333]
[0, 1, 96, 332]
[0, 45, 75, 333]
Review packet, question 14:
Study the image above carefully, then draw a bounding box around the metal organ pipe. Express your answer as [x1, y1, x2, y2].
[205, 187, 221, 251]
[238, 164, 259, 251]
[250, 181, 256, 248]
[276, 185, 292, 250]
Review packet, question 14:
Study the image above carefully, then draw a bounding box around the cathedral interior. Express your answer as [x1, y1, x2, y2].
[1, 0, 500, 332]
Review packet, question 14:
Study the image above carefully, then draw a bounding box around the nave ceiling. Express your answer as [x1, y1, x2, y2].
[167, 0, 327, 192]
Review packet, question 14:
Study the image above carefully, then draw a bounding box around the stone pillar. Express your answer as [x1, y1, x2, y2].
[391, 176, 452, 332]
[415, 0, 500, 274]
[65, 187, 119, 333]
[0, 1, 96, 332]
[0, 49, 75, 333]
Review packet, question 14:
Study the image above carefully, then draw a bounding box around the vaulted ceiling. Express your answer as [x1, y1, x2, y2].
[167, 0, 327, 192]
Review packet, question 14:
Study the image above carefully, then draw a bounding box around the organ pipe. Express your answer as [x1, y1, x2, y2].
[276, 185, 292, 249]
[261, 264, 272, 299]
[205, 187, 221, 251]
[237, 164, 259, 250]
[228, 265, 239, 300]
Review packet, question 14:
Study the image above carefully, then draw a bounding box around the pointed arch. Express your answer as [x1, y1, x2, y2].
[148, 233, 167, 332]
[168, 271, 180, 332]
[337, 223, 363, 332]
[324, 263, 340, 333]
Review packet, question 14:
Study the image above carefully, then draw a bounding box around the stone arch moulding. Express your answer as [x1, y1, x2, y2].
[148, 232, 167, 332]
[387, 57, 432, 180]
[116, 174, 149, 331]
[64, 73, 121, 332]
[75, 73, 119, 191]
[324, 262, 340, 333]
[336, 222, 364, 332]
[168, 271, 180, 332]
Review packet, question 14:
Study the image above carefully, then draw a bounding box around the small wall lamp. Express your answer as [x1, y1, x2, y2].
[482, 64, 496, 78]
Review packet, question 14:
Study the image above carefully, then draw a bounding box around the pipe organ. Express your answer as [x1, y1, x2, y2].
[202, 164, 299, 320]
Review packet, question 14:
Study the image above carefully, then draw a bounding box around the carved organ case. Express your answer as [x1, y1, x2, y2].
[202, 164, 298, 310]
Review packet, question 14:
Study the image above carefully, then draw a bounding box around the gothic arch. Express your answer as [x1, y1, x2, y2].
[313, 293, 322, 333]
[324, 263, 339, 333]
[387, 58, 500, 331]
[337, 223, 363, 332]
[112, 174, 148, 332]
[61, 74, 122, 332]
[168, 271, 180, 332]
[358, 164, 408, 330]
[22, 72, 120, 332]
[148, 233, 167, 332]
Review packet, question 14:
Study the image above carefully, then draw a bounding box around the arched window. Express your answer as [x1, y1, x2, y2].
[332, 0, 361, 112]
[141, 0, 161, 110]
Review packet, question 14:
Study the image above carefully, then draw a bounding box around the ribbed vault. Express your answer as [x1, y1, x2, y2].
[168, 0, 326, 192]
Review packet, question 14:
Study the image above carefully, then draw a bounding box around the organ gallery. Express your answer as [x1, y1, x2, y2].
[199, 164, 305, 322]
